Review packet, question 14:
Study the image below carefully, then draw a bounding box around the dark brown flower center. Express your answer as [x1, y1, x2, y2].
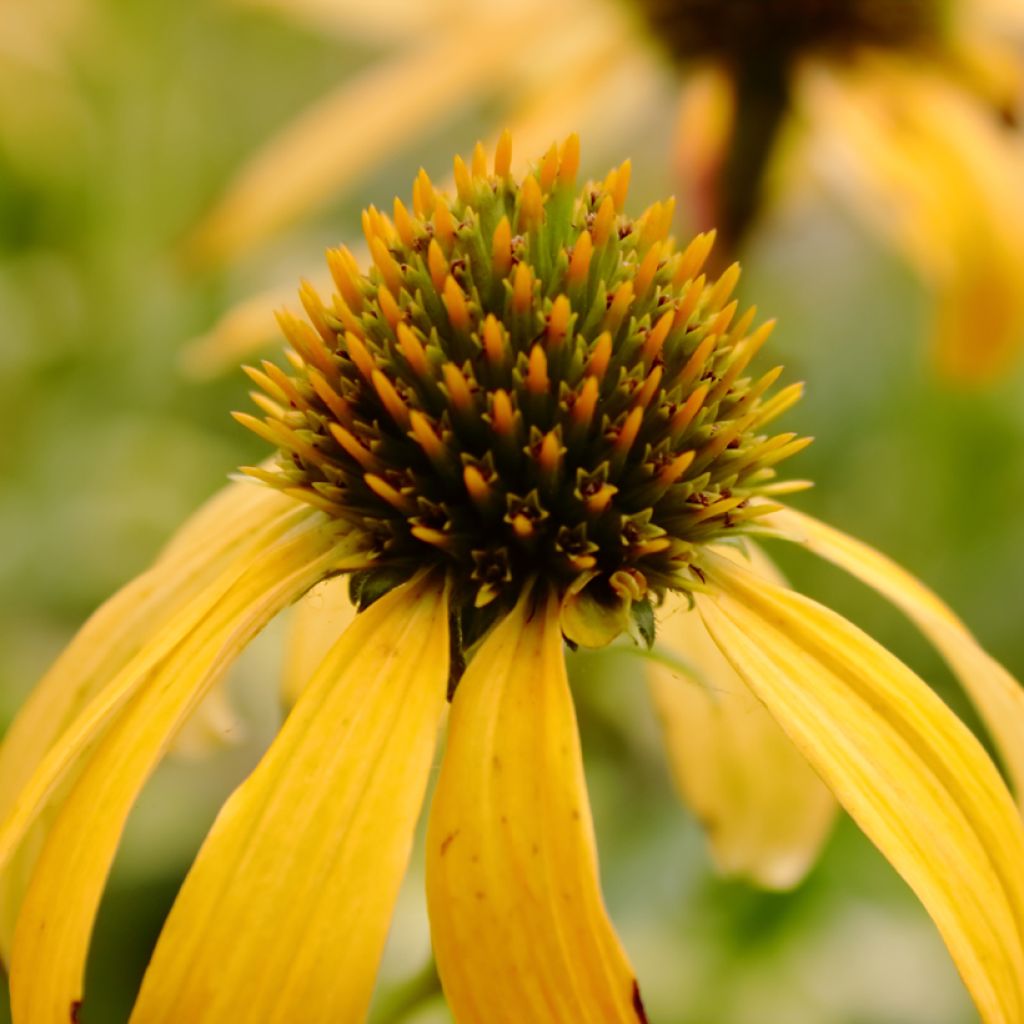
[633, 0, 944, 67]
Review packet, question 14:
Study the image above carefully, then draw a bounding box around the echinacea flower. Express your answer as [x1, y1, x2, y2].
[651, 0, 1024, 382]
[2, 137, 1024, 1023]
[187, 0, 1024, 383]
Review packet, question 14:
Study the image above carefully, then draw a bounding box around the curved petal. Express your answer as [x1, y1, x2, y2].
[699, 554, 1024, 1024]
[168, 683, 245, 759]
[798, 57, 1024, 381]
[767, 504, 1024, 814]
[672, 64, 734, 236]
[0, 498, 316, 878]
[426, 589, 646, 1024]
[185, 9, 548, 267]
[179, 284, 321, 379]
[180, 25, 651, 379]
[281, 572, 357, 708]
[6, 515, 362, 1024]
[131, 573, 449, 1023]
[646, 571, 835, 890]
[0, 480, 297, 957]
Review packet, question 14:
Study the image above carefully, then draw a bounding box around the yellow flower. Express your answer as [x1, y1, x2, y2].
[187, 0, 1024, 384]
[656, 0, 1024, 382]
[3, 137, 1024, 1023]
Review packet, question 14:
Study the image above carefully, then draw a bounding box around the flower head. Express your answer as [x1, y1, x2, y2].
[240, 131, 803, 653]
[1, 139, 1024, 1024]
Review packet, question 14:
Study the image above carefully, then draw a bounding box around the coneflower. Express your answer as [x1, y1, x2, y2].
[1, 136, 1022, 1024]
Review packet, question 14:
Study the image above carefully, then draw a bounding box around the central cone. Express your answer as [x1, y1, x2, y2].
[238, 134, 808, 641]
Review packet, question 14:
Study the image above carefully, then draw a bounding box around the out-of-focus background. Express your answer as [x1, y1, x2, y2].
[2, 0, 1023, 1021]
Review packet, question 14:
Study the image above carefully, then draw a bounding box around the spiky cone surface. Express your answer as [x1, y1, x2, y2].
[240, 132, 807, 653]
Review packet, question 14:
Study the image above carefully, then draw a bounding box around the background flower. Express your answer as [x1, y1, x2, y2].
[184, 0, 1024, 383]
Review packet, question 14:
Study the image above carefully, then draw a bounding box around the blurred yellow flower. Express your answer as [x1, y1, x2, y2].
[661, 0, 1024, 382]
[3, 139, 1024, 1023]
[186, 0, 1024, 384]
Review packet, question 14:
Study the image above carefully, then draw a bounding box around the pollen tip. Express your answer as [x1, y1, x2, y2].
[539, 141, 559, 191]
[567, 230, 593, 286]
[442, 275, 471, 332]
[558, 132, 581, 186]
[464, 464, 491, 503]
[433, 196, 457, 248]
[512, 261, 534, 313]
[592, 194, 616, 247]
[494, 129, 513, 177]
[492, 215, 513, 278]
[519, 173, 545, 231]
[526, 344, 550, 395]
[453, 153, 472, 201]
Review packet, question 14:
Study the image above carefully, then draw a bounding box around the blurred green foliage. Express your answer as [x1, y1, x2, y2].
[2, 0, 1022, 1021]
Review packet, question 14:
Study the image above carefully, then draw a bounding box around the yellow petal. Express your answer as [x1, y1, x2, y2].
[646, 568, 835, 890]
[0, 480, 297, 958]
[131, 573, 449, 1023]
[186, 10, 544, 268]
[672, 63, 734, 235]
[768, 504, 1024, 815]
[798, 57, 1024, 381]
[426, 589, 645, 1023]
[0, 495, 313, 873]
[699, 553, 1024, 1024]
[5, 514, 362, 1024]
[156, 473, 297, 561]
[168, 683, 244, 759]
[230, 0, 444, 44]
[281, 572, 358, 707]
[178, 285, 307, 378]
[180, 18, 645, 378]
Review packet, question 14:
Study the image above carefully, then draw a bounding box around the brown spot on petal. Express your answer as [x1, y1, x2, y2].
[632, 979, 649, 1022]
[439, 830, 459, 856]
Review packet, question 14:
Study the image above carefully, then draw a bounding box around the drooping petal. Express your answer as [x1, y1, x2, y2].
[131, 573, 449, 1023]
[798, 56, 1024, 381]
[699, 553, 1024, 1024]
[281, 571, 358, 707]
[0, 480, 298, 957]
[0, 493, 312, 875]
[185, 8, 549, 267]
[156, 472, 298, 562]
[426, 589, 646, 1024]
[183, 14, 646, 378]
[180, 15, 642, 379]
[6, 513, 364, 1024]
[179, 282, 329, 379]
[767, 504, 1024, 813]
[645, 563, 835, 890]
[672, 63, 734, 237]
[168, 683, 245, 759]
